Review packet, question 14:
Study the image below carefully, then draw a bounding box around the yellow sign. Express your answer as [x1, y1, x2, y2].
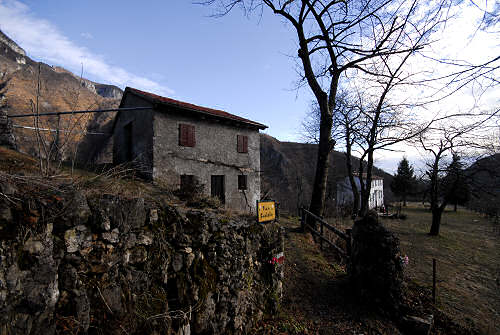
[257, 200, 276, 223]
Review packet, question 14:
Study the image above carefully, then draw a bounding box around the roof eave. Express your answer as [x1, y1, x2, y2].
[126, 87, 268, 130]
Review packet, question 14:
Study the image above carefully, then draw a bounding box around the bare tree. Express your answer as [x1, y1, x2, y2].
[419, 110, 499, 235]
[202, 0, 448, 220]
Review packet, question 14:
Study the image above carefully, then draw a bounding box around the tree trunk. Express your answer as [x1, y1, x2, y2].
[308, 99, 334, 225]
[454, 202, 457, 212]
[359, 150, 375, 216]
[403, 195, 407, 207]
[429, 207, 444, 236]
[345, 150, 359, 217]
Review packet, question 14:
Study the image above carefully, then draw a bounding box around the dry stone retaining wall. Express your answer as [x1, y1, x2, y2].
[0, 185, 283, 334]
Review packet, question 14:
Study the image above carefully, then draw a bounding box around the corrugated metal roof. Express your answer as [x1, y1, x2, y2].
[125, 87, 267, 130]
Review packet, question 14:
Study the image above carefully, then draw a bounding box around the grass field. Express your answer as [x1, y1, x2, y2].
[376, 204, 500, 334]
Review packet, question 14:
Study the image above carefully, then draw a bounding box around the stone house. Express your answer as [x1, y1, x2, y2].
[336, 174, 384, 210]
[112, 87, 267, 212]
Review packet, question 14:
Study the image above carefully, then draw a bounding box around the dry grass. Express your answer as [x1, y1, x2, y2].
[380, 204, 500, 335]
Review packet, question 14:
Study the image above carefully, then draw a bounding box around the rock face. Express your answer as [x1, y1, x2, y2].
[0, 108, 16, 150]
[0, 30, 26, 57]
[0, 185, 283, 334]
[349, 212, 404, 315]
[0, 29, 122, 160]
[95, 84, 123, 99]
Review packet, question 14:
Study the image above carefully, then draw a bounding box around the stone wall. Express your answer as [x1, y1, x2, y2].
[349, 212, 404, 316]
[112, 93, 154, 179]
[0, 184, 283, 334]
[153, 109, 261, 213]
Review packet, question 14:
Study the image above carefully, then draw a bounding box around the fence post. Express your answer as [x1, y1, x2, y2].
[346, 228, 352, 258]
[432, 258, 437, 304]
[300, 208, 305, 232]
[320, 220, 324, 250]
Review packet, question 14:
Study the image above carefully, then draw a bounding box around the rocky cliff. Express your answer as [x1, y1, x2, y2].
[0, 30, 26, 58]
[0, 175, 283, 334]
[0, 30, 122, 158]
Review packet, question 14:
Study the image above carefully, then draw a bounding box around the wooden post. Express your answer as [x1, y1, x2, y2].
[300, 208, 305, 232]
[432, 258, 437, 304]
[346, 229, 352, 258]
[320, 220, 324, 250]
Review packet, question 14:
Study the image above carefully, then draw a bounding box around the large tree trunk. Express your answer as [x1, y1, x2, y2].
[308, 99, 334, 223]
[429, 207, 444, 235]
[359, 150, 375, 216]
[345, 147, 359, 216]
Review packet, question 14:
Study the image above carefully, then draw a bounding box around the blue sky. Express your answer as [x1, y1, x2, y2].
[0, 0, 498, 173]
[0, 0, 312, 142]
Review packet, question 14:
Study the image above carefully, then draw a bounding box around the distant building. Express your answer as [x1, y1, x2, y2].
[112, 87, 267, 212]
[336, 174, 384, 210]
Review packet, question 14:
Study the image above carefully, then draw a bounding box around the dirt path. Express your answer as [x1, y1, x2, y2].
[254, 216, 482, 335]
[254, 216, 401, 334]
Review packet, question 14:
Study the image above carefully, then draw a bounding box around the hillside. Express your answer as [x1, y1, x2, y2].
[1, 29, 396, 212]
[466, 153, 500, 216]
[0, 30, 121, 158]
[260, 134, 394, 214]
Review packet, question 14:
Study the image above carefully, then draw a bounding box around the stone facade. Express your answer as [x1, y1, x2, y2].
[113, 93, 154, 179]
[113, 88, 266, 213]
[0, 181, 283, 334]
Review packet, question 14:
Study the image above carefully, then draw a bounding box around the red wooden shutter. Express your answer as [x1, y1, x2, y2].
[189, 125, 196, 147]
[237, 135, 242, 152]
[179, 124, 195, 147]
[179, 124, 186, 146]
[243, 135, 248, 153]
[237, 135, 248, 153]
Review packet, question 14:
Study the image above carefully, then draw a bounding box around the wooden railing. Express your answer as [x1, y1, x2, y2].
[300, 207, 352, 259]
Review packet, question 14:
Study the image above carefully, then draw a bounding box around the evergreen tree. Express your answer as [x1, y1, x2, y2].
[442, 154, 470, 212]
[391, 157, 416, 206]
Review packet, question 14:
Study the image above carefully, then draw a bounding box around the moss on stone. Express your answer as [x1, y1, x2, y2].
[248, 223, 264, 234]
[136, 286, 168, 320]
[192, 256, 217, 300]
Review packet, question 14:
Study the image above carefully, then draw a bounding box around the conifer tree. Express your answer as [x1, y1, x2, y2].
[442, 154, 470, 212]
[391, 157, 416, 206]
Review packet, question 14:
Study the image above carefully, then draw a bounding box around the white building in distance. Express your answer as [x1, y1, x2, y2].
[336, 174, 384, 210]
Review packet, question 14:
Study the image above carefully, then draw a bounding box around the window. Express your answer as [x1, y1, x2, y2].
[180, 175, 195, 191]
[237, 135, 248, 153]
[238, 175, 247, 190]
[179, 124, 195, 147]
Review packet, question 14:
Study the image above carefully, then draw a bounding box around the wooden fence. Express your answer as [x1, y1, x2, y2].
[300, 207, 352, 259]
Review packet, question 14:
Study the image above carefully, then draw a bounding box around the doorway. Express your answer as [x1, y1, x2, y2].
[124, 121, 133, 162]
[211, 175, 225, 204]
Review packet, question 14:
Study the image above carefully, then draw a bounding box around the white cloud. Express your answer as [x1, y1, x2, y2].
[80, 32, 93, 40]
[0, 0, 174, 96]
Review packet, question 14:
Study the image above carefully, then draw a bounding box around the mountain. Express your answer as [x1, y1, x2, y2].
[0, 30, 122, 157]
[0, 30, 395, 212]
[466, 153, 500, 216]
[260, 134, 394, 214]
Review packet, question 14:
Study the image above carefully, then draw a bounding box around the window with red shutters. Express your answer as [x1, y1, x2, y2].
[179, 124, 195, 147]
[237, 135, 248, 153]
